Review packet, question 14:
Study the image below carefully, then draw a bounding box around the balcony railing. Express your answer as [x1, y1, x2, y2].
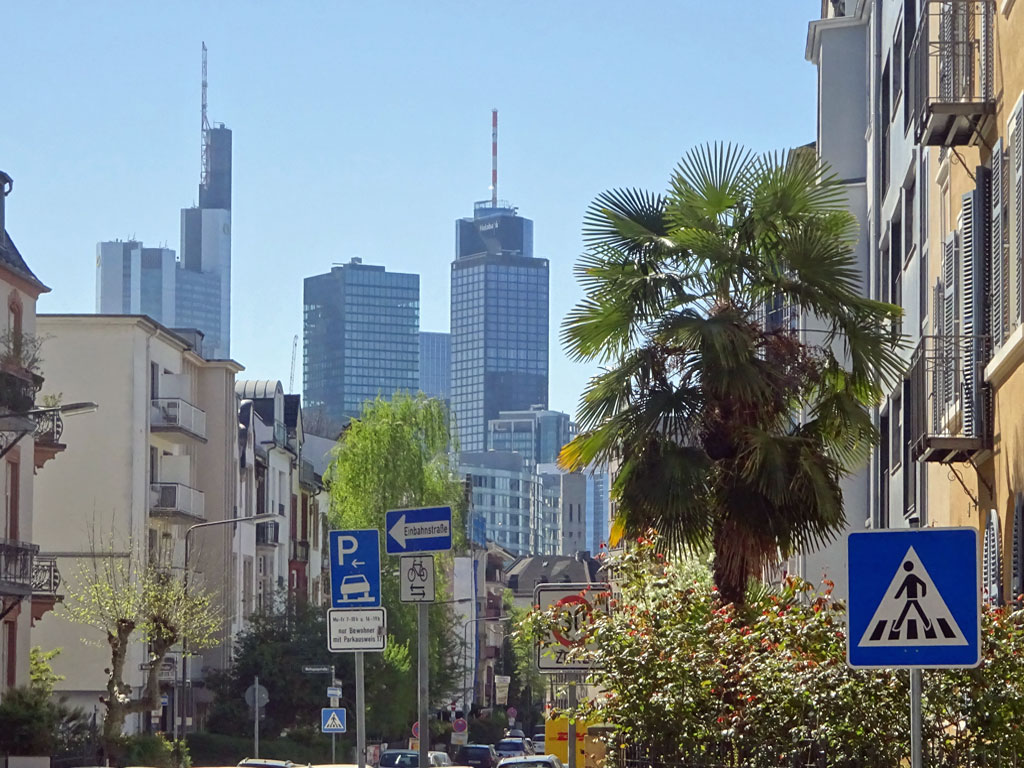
[290, 540, 310, 563]
[151, 398, 207, 441]
[0, 539, 39, 595]
[908, 334, 992, 463]
[150, 482, 206, 521]
[910, 0, 995, 146]
[32, 409, 63, 445]
[256, 521, 280, 545]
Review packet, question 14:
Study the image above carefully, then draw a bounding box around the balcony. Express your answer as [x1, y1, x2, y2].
[290, 540, 310, 563]
[32, 408, 66, 469]
[150, 482, 206, 522]
[0, 367, 40, 414]
[256, 521, 280, 546]
[910, 0, 995, 147]
[151, 398, 207, 443]
[908, 335, 992, 463]
[0, 539, 39, 596]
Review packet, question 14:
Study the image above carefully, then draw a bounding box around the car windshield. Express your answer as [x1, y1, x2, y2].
[497, 740, 525, 750]
[458, 747, 489, 758]
[380, 754, 417, 767]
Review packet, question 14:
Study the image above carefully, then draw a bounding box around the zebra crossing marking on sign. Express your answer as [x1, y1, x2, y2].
[858, 546, 967, 647]
[847, 527, 980, 669]
[321, 707, 347, 733]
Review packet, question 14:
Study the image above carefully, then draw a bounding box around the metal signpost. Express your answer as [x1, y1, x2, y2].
[329, 529, 386, 768]
[244, 677, 269, 758]
[534, 583, 610, 768]
[847, 527, 980, 768]
[386, 506, 452, 768]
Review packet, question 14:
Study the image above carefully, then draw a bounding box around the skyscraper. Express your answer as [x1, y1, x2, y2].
[419, 331, 451, 402]
[450, 201, 549, 452]
[95, 240, 176, 325]
[488, 406, 573, 466]
[303, 258, 419, 424]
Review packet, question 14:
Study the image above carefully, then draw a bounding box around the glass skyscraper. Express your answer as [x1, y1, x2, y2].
[303, 258, 419, 424]
[488, 406, 573, 466]
[419, 331, 451, 402]
[451, 201, 549, 453]
[96, 240, 177, 325]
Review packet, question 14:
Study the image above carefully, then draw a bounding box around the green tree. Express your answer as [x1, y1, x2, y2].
[62, 538, 218, 754]
[500, 592, 544, 733]
[324, 394, 468, 726]
[561, 144, 903, 603]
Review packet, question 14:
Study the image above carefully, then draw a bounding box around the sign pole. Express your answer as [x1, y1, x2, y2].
[356, 651, 367, 768]
[418, 602, 429, 768]
[910, 668, 923, 768]
[254, 675, 260, 759]
[567, 681, 577, 768]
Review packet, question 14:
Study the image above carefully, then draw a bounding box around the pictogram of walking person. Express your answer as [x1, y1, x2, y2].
[893, 560, 932, 633]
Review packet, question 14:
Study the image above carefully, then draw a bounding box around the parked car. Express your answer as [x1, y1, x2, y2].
[494, 738, 534, 759]
[379, 750, 419, 768]
[429, 752, 454, 767]
[506, 729, 526, 739]
[496, 757, 563, 768]
[238, 761, 302, 768]
[455, 744, 500, 768]
[531, 733, 545, 752]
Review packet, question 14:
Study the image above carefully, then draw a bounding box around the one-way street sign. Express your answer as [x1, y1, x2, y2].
[329, 529, 382, 608]
[385, 506, 452, 555]
[847, 527, 980, 669]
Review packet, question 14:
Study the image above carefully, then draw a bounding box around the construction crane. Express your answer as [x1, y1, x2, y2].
[289, 334, 299, 392]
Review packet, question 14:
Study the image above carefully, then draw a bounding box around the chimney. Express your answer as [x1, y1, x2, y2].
[0, 171, 11, 249]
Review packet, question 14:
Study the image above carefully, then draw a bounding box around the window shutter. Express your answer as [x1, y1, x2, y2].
[984, 509, 1002, 606]
[961, 170, 990, 438]
[939, 3, 953, 101]
[1013, 494, 1024, 602]
[942, 235, 958, 410]
[1012, 94, 1024, 327]
[991, 138, 1006, 345]
[933, 278, 945, 430]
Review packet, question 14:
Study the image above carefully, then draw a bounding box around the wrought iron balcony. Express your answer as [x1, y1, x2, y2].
[150, 482, 206, 521]
[32, 409, 63, 445]
[910, 0, 995, 146]
[908, 334, 992, 463]
[32, 556, 62, 594]
[150, 398, 207, 442]
[0, 539, 39, 596]
[0, 367, 39, 414]
[256, 521, 280, 545]
[290, 540, 310, 563]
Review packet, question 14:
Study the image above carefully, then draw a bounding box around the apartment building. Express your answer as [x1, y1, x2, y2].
[0, 172, 59, 698]
[808, 0, 1024, 601]
[30, 315, 241, 730]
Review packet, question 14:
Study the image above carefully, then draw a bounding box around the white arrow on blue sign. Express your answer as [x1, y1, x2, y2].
[327, 686, 342, 698]
[385, 506, 452, 555]
[847, 527, 980, 669]
[321, 707, 347, 733]
[329, 529, 382, 608]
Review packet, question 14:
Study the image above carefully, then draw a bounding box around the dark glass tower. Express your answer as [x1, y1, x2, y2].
[419, 331, 451, 402]
[451, 201, 549, 453]
[304, 258, 419, 424]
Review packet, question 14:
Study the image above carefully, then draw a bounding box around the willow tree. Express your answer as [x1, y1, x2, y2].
[561, 143, 903, 604]
[63, 540, 218, 753]
[325, 393, 468, 728]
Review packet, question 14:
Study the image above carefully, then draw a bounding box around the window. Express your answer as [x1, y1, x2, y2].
[3, 461, 17, 541]
[891, 395, 903, 472]
[893, 22, 904, 117]
[0, 620, 12, 693]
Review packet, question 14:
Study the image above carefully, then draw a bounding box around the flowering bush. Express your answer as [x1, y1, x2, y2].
[522, 535, 1024, 766]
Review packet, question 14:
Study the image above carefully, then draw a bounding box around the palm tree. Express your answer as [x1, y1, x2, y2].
[561, 143, 903, 605]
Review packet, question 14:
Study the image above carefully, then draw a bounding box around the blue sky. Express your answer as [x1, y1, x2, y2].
[2, 1, 818, 417]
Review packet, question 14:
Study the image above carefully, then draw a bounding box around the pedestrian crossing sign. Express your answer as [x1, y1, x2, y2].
[321, 707, 347, 733]
[847, 528, 980, 669]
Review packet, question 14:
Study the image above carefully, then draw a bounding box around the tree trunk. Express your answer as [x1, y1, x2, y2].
[712, 522, 752, 606]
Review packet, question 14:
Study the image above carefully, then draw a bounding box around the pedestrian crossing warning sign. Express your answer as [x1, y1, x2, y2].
[847, 528, 980, 669]
[858, 546, 967, 646]
[321, 707, 347, 733]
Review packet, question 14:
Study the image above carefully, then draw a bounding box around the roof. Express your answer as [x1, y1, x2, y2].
[505, 555, 597, 595]
[0, 231, 49, 294]
[236, 380, 283, 400]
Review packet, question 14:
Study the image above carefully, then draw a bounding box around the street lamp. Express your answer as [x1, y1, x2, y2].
[176, 513, 278, 738]
[0, 401, 99, 459]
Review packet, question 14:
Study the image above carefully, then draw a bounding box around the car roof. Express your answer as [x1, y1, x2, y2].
[238, 761, 298, 768]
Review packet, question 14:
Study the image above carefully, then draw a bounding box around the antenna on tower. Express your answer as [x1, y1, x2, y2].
[491, 109, 498, 207]
[201, 42, 211, 187]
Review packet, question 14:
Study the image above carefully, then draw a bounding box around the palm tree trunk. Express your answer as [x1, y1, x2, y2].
[712, 522, 753, 606]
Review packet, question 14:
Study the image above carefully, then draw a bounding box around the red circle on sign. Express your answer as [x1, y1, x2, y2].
[551, 594, 590, 647]
[412, 721, 420, 739]
[506, 706, 517, 720]
[453, 717, 468, 733]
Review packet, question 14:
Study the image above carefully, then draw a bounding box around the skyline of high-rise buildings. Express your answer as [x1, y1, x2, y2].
[450, 200, 549, 453]
[419, 331, 451, 403]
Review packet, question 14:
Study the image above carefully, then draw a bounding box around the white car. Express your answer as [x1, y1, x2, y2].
[496, 757, 564, 768]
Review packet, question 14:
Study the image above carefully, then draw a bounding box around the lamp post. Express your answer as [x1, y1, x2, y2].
[0, 401, 98, 460]
[176, 513, 277, 738]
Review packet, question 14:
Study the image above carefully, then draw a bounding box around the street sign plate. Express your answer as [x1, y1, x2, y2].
[302, 664, 333, 674]
[329, 529, 382, 608]
[534, 583, 611, 672]
[244, 683, 269, 709]
[452, 717, 468, 734]
[412, 721, 420, 739]
[385, 506, 452, 554]
[327, 608, 388, 652]
[327, 686, 343, 698]
[451, 731, 468, 746]
[847, 527, 980, 669]
[321, 707, 347, 733]
[400, 554, 436, 602]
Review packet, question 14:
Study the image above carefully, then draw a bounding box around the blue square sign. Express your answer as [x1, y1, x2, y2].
[321, 707, 347, 733]
[847, 527, 980, 669]
[385, 506, 452, 555]
[329, 529, 382, 608]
